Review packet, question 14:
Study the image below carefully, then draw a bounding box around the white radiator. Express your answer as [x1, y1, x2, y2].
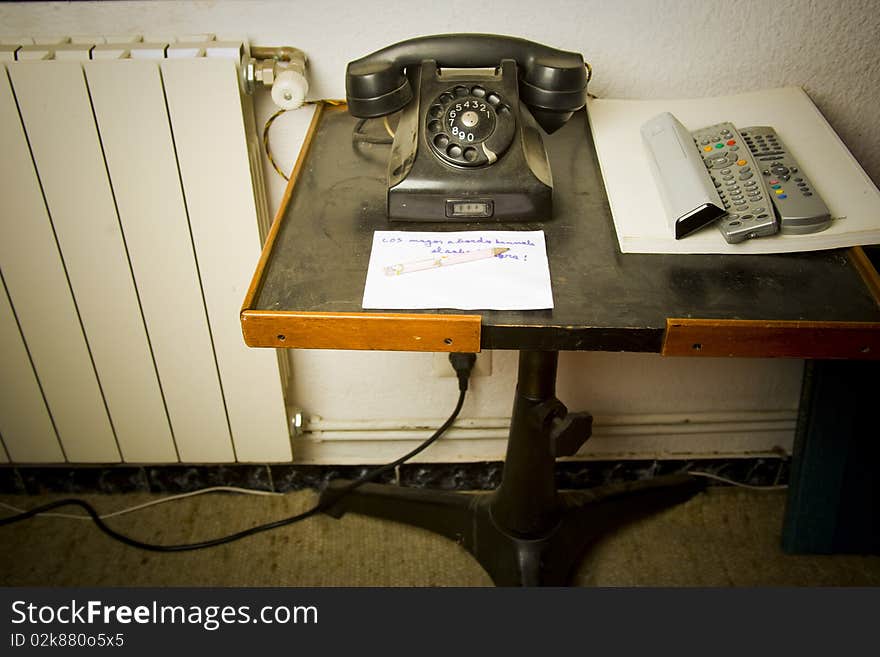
[0, 36, 291, 464]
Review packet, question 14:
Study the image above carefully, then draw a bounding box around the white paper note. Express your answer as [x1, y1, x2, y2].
[362, 230, 553, 310]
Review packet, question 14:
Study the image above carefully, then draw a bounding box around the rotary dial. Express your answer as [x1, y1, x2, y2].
[425, 84, 515, 167]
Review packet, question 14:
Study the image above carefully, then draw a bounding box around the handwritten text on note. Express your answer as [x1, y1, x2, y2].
[362, 230, 553, 310]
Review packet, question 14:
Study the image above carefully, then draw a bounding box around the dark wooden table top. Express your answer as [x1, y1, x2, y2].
[244, 104, 880, 357]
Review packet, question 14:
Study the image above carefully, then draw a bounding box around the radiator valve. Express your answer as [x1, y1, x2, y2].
[246, 46, 309, 110]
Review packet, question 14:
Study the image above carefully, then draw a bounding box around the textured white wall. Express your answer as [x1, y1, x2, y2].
[3, 0, 878, 182]
[3, 0, 873, 457]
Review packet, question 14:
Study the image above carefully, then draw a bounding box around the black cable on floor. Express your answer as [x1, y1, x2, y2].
[0, 389, 467, 553]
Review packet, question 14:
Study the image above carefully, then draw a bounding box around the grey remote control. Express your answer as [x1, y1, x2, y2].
[740, 126, 832, 234]
[692, 122, 778, 243]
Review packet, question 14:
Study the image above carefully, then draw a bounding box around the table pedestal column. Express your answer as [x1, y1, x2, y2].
[320, 350, 703, 586]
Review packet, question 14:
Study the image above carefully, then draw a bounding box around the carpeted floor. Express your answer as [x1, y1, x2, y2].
[1, 487, 878, 587]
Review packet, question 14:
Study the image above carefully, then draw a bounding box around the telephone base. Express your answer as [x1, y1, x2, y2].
[384, 59, 555, 223]
[387, 186, 551, 223]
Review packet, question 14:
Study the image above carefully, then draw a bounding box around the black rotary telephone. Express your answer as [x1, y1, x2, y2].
[345, 34, 590, 222]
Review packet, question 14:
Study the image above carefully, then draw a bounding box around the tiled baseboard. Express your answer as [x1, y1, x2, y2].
[0, 458, 788, 495]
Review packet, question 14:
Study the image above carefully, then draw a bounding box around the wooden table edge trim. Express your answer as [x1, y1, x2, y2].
[662, 318, 880, 359]
[241, 101, 333, 313]
[241, 310, 482, 353]
[848, 246, 880, 306]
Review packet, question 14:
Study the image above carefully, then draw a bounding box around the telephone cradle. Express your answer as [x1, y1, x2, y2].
[345, 34, 591, 222]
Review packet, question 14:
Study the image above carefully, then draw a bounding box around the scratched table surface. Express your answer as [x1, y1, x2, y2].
[254, 105, 880, 351]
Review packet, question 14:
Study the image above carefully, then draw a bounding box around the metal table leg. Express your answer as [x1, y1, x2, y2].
[320, 350, 704, 586]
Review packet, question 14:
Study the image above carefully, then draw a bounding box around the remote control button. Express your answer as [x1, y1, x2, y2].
[721, 169, 731, 175]
[774, 189, 785, 195]
[703, 145, 713, 152]
[715, 143, 724, 149]
[727, 139, 736, 146]
[729, 220, 742, 226]
[771, 184, 781, 189]
[803, 192, 812, 196]
[741, 214, 754, 220]
[794, 177, 803, 182]
[722, 175, 734, 181]
[754, 208, 766, 214]
[735, 204, 747, 211]
[791, 167, 798, 173]
[741, 166, 751, 173]
[729, 145, 739, 151]
[778, 194, 787, 199]
[700, 139, 710, 145]
[739, 172, 753, 180]
[736, 159, 747, 166]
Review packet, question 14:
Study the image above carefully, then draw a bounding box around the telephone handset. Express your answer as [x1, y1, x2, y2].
[345, 34, 589, 222]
